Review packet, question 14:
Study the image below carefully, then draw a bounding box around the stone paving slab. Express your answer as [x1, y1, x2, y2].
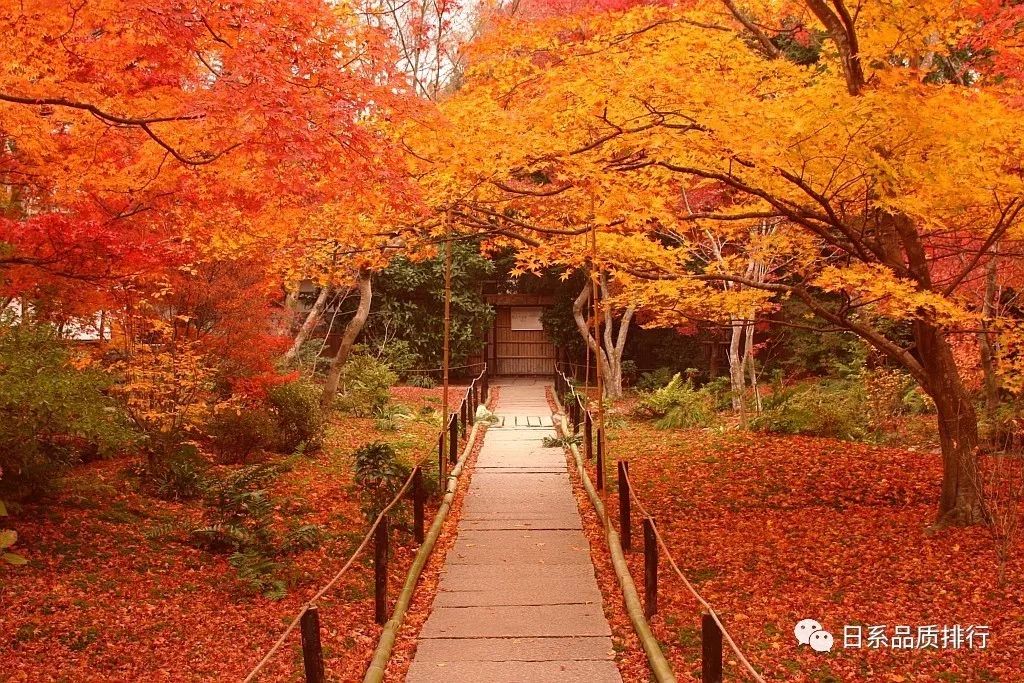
[412, 636, 613, 662]
[432, 581, 603, 607]
[406, 381, 621, 682]
[447, 530, 593, 566]
[419, 604, 612, 639]
[460, 518, 582, 531]
[407, 659, 622, 682]
[436, 562, 600, 590]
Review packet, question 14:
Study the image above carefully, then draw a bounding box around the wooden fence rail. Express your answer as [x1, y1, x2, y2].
[246, 367, 488, 683]
[553, 363, 763, 683]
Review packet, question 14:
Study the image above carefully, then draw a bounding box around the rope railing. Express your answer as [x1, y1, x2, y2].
[553, 363, 766, 683]
[242, 366, 488, 683]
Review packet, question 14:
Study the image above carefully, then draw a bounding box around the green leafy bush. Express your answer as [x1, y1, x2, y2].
[635, 373, 717, 429]
[751, 379, 868, 440]
[352, 442, 410, 521]
[636, 367, 676, 392]
[0, 324, 135, 501]
[267, 379, 324, 452]
[701, 376, 735, 411]
[1, 500, 26, 566]
[334, 354, 397, 417]
[355, 341, 419, 378]
[373, 403, 413, 432]
[406, 374, 437, 389]
[207, 407, 276, 463]
[144, 444, 209, 500]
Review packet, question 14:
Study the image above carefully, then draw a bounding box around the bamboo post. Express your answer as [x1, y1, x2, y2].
[584, 412, 593, 460]
[618, 461, 631, 552]
[448, 415, 458, 464]
[437, 430, 445, 484]
[644, 517, 658, 619]
[412, 467, 424, 544]
[596, 427, 605, 490]
[374, 516, 389, 625]
[300, 606, 325, 683]
[702, 613, 723, 683]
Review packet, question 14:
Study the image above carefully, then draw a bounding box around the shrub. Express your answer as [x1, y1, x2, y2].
[406, 374, 437, 389]
[352, 442, 410, 521]
[636, 367, 676, 392]
[635, 373, 717, 429]
[373, 403, 413, 432]
[620, 359, 639, 387]
[267, 379, 324, 452]
[355, 341, 419, 378]
[1, 499, 26, 566]
[0, 324, 135, 501]
[334, 354, 397, 417]
[751, 379, 868, 440]
[113, 341, 214, 462]
[207, 407, 276, 463]
[144, 444, 209, 500]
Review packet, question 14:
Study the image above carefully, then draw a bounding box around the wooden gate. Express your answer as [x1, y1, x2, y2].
[489, 305, 556, 375]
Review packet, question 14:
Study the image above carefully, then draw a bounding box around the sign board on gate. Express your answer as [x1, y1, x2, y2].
[510, 306, 544, 331]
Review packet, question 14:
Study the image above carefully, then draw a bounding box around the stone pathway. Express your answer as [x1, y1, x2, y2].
[406, 378, 622, 683]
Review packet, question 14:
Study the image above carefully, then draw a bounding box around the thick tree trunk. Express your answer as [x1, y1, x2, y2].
[284, 286, 331, 363]
[915, 320, 984, 524]
[321, 271, 372, 409]
[572, 277, 633, 399]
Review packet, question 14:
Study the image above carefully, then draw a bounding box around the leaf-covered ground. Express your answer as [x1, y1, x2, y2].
[0, 386, 458, 682]
[596, 420, 1024, 682]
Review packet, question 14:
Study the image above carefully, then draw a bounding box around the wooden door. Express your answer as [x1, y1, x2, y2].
[492, 306, 555, 375]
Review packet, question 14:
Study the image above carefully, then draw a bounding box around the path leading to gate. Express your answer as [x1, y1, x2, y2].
[406, 378, 622, 683]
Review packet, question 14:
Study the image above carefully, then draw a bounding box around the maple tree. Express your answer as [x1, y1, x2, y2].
[407, 0, 1024, 524]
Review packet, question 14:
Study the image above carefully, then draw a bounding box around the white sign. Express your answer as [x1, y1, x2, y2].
[510, 307, 544, 331]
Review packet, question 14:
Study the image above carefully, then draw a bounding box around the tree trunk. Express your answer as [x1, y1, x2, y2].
[915, 319, 983, 524]
[572, 277, 633, 399]
[321, 270, 372, 409]
[744, 320, 761, 412]
[284, 286, 331, 363]
[979, 255, 1000, 412]
[727, 318, 745, 414]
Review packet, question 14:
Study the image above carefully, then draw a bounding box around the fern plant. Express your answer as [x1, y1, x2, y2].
[542, 434, 581, 448]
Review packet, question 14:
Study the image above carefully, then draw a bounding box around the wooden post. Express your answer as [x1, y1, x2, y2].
[618, 461, 631, 552]
[374, 515, 389, 625]
[584, 412, 593, 460]
[471, 383, 478, 420]
[437, 430, 445, 484]
[644, 517, 658, 619]
[449, 415, 458, 464]
[413, 467, 424, 544]
[300, 606, 325, 683]
[482, 373, 489, 406]
[596, 427, 604, 491]
[702, 613, 723, 683]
